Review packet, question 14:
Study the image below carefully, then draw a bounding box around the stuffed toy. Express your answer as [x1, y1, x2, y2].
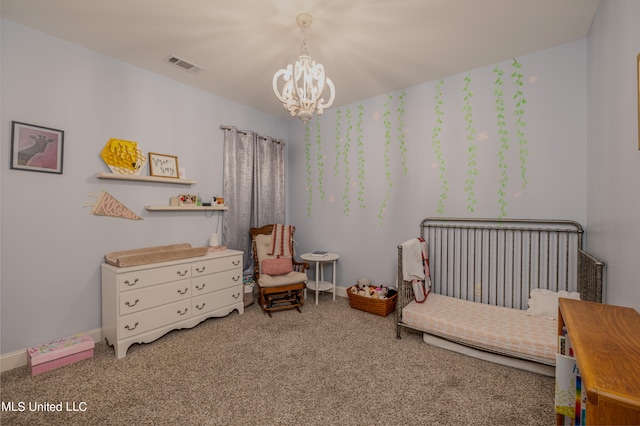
[356, 278, 371, 290]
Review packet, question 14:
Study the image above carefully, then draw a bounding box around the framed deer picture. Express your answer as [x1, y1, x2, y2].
[10, 121, 64, 174]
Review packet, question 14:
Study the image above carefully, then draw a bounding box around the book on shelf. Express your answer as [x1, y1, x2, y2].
[310, 251, 328, 257]
[555, 353, 579, 419]
[575, 374, 587, 426]
[555, 352, 586, 424]
[559, 330, 574, 357]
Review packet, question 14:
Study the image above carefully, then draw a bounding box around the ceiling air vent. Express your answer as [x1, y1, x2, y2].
[163, 55, 205, 74]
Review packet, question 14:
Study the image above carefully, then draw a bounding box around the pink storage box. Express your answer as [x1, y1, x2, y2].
[27, 333, 94, 376]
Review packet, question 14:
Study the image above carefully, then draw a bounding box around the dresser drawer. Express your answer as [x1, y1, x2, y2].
[119, 299, 191, 339]
[192, 255, 242, 277]
[119, 279, 191, 316]
[192, 268, 242, 296]
[118, 264, 191, 291]
[192, 286, 243, 315]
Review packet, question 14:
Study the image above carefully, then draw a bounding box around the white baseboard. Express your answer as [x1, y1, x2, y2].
[0, 329, 103, 373]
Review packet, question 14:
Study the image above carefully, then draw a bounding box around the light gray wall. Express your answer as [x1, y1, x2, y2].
[289, 40, 590, 294]
[0, 19, 290, 354]
[2, 0, 638, 358]
[586, 0, 640, 310]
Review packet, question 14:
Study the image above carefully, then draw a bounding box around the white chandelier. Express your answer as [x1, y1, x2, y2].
[273, 13, 335, 123]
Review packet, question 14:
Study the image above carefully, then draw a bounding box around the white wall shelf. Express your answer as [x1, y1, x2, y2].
[96, 172, 196, 185]
[144, 205, 228, 211]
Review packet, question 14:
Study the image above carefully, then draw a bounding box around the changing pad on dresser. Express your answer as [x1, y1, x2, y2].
[104, 243, 208, 267]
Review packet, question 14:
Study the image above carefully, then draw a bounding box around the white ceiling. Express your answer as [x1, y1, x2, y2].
[1, 0, 600, 121]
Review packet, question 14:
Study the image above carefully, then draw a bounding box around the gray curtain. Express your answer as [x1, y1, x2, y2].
[221, 126, 285, 273]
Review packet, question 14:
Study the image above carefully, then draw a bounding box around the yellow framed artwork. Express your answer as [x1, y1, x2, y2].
[100, 138, 145, 175]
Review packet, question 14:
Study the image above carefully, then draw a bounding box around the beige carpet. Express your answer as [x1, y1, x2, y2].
[1, 294, 555, 425]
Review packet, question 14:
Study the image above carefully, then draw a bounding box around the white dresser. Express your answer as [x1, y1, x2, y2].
[102, 250, 243, 358]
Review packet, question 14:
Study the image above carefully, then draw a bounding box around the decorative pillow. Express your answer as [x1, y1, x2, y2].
[526, 288, 580, 320]
[261, 257, 293, 276]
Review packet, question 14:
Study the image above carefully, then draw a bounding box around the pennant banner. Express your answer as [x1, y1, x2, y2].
[85, 191, 142, 220]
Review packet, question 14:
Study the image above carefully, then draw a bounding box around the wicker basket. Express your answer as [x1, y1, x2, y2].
[347, 287, 397, 317]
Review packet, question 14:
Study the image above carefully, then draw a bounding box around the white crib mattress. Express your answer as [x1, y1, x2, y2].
[401, 293, 557, 365]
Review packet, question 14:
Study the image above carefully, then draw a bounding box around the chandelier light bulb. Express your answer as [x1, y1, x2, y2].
[273, 13, 335, 123]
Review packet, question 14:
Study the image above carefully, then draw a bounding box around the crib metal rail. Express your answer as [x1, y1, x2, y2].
[577, 249, 604, 303]
[396, 218, 604, 338]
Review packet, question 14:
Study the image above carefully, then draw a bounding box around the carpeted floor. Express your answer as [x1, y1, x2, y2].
[1, 294, 556, 425]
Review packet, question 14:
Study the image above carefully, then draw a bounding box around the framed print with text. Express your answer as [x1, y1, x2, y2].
[148, 152, 179, 178]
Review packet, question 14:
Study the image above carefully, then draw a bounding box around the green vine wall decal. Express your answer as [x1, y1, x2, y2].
[494, 64, 510, 218]
[378, 94, 393, 226]
[334, 109, 342, 177]
[432, 80, 448, 215]
[462, 73, 478, 212]
[397, 91, 408, 175]
[511, 58, 529, 190]
[343, 106, 352, 216]
[315, 115, 325, 201]
[357, 103, 366, 208]
[305, 123, 313, 217]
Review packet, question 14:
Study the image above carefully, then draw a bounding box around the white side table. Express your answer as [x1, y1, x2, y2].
[300, 252, 339, 305]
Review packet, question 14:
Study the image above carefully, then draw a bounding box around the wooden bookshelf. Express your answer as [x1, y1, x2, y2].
[558, 298, 640, 425]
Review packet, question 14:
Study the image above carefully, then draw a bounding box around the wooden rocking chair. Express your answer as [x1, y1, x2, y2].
[250, 224, 309, 317]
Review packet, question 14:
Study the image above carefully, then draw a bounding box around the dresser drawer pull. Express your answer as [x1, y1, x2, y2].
[125, 322, 139, 331]
[232, 260, 240, 266]
[177, 269, 189, 277]
[195, 283, 206, 291]
[177, 288, 189, 295]
[177, 308, 188, 316]
[124, 278, 139, 287]
[232, 292, 241, 299]
[232, 275, 240, 281]
[125, 299, 140, 307]
[196, 266, 206, 273]
[196, 303, 206, 310]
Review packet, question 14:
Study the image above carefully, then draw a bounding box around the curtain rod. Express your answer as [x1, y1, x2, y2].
[219, 125, 285, 144]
